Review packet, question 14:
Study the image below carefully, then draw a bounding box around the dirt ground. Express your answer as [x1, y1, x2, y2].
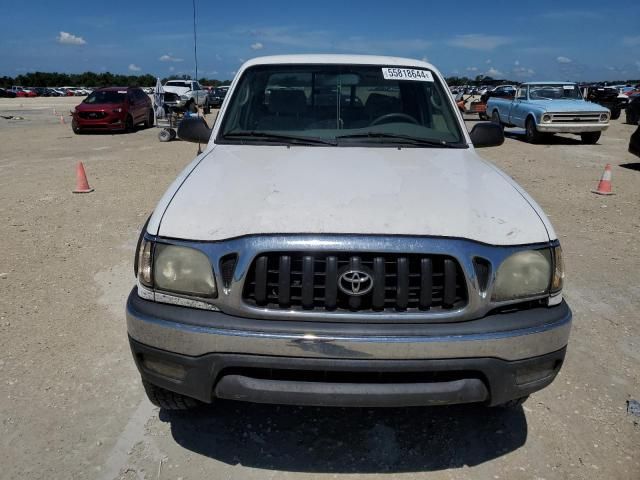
[1, 96, 638, 480]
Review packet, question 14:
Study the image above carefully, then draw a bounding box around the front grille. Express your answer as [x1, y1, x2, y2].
[550, 112, 603, 123]
[79, 111, 107, 119]
[243, 252, 467, 313]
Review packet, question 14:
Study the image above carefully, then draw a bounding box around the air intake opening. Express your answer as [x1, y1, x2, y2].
[219, 254, 238, 288]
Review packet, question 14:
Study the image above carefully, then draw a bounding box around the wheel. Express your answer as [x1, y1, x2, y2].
[610, 109, 621, 120]
[158, 128, 172, 142]
[125, 114, 134, 133]
[187, 101, 198, 114]
[169, 129, 177, 140]
[494, 396, 529, 409]
[580, 132, 601, 144]
[491, 110, 503, 130]
[143, 109, 154, 128]
[142, 380, 200, 410]
[525, 117, 542, 144]
[71, 118, 82, 134]
[626, 111, 638, 125]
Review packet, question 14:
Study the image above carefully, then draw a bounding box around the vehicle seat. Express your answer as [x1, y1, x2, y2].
[256, 90, 308, 130]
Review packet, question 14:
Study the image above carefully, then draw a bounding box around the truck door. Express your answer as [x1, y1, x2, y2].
[510, 86, 528, 127]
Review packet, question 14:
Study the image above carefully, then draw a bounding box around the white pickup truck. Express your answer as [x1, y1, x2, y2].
[162, 79, 210, 113]
[127, 55, 571, 411]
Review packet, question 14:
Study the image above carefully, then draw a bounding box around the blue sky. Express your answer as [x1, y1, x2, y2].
[2, 0, 639, 81]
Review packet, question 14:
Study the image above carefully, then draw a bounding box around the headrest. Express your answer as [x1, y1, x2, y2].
[365, 93, 400, 114]
[268, 89, 307, 115]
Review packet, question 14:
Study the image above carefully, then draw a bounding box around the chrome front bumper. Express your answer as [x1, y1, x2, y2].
[537, 123, 609, 133]
[126, 289, 572, 362]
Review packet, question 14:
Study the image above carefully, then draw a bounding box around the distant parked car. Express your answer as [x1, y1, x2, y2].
[11, 86, 37, 97]
[207, 86, 229, 108]
[0, 88, 17, 98]
[71, 86, 153, 134]
[625, 95, 640, 125]
[582, 86, 626, 120]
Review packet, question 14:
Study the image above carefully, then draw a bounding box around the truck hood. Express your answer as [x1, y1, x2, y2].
[154, 145, 554, 246]
[529, 99, 609, 113]
[162, 85, 190, 96]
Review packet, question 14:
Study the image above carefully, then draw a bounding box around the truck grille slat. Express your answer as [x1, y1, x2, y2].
[243, 252, 468, 314]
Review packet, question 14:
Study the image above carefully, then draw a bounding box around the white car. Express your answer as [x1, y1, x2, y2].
[127, 55, 571, 410]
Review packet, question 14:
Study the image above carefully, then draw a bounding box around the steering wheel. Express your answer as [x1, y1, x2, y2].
[370, 112, 419, 126]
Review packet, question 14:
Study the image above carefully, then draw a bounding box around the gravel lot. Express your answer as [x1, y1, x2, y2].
[1, 96, 638, 480]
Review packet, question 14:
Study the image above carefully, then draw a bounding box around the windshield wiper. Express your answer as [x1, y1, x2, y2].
[336, 132, 466, 148]
[223, 131, 337, 146]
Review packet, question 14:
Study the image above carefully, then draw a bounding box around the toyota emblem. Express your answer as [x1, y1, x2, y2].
[338, 269, 373, 296]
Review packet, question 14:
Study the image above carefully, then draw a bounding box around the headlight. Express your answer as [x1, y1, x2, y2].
[542, 114, 552, 123]
[492, 250, 551, 302]
[154, 244, 217, 297]
[550, 245, 564, 295]
[137, 238, 153, 287]
[599, 113, 609, 122]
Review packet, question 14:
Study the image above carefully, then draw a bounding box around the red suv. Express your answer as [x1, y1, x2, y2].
[72, 87, 153, 133]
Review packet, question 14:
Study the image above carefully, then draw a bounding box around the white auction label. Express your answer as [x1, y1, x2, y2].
[382, 68, 434, 82]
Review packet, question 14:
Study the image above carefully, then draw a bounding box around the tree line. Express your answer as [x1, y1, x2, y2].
[0, 71, 232, 89]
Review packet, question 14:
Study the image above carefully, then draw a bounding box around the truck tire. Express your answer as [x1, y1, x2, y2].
[142, 380, 201, 410]
[626, 111, 638, 125]
[580, 132, 601, 144]
[494, 395, 529, 409]
[525, 117, 542, 144]
[72, 118, 82, 134]
[610, 109, 621, 120]
[491, 110, 503, 130]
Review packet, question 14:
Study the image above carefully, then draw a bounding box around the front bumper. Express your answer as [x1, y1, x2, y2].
[536, 123, 609, 133]
[126, 289, 571, 407]
[73, 112, 126, 130]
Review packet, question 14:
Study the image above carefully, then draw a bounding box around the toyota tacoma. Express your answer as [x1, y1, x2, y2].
[127, 55, 571, 410]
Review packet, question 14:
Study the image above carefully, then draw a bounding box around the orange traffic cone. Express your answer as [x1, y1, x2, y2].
[73, 162, 94, 194]
[592, 164, 614, 195]
[59, 115, 65, 124]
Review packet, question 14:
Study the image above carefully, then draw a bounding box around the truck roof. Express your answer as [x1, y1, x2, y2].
[242, 54, 435, 70]
[521, 81, 577, 85]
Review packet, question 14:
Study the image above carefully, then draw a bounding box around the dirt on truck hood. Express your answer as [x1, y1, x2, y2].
[151, 145, 554, 246]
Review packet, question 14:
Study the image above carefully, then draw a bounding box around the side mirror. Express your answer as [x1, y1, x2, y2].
[178, 116, 212, 144]
[469, 122, 504, 148]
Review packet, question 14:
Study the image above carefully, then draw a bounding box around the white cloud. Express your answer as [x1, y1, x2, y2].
[623, 36, 640, 47]
[466, 66, 479, 72]
[447, 34, 512, 50]
[514, 60, 520, 66]
[250, 42, 264, 50]
[168, 66, 175, 72]
[128, 64, 141, 72]
[159, 54, 183, 62]
[513, 66, 535, 78]
[485, 67, 503, 77]
[556, 56, 572, 64]
[486, 59, 492, 64]
[57, 31, 86, 45]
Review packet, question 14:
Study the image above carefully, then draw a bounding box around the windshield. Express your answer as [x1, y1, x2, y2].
[528, 84, 582, 100]
[83, 90, 126, 104]
[218, 64, 465, 147]
[165, 81, 191, 88]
